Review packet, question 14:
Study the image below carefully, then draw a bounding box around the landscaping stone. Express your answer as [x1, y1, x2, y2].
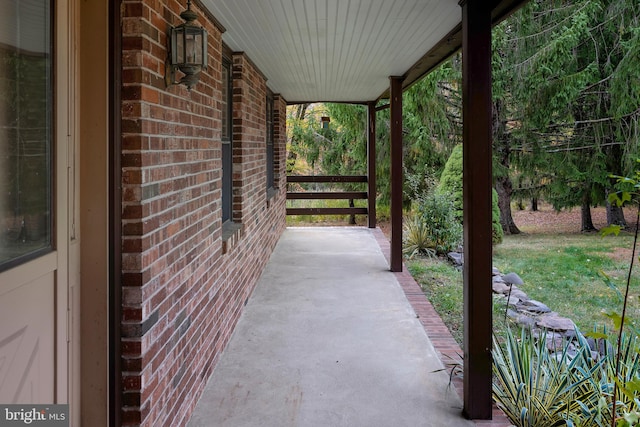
[490, 267, 593, 359]
[446, 256, 608, 360]
[506, 309, 519, 320]
[448, 252, 463, 267]
[492, 281, 510, 294]
[552, 343, 579, 362]
[562, 328, 579, 340]
[587, 337, 612, 355]
[506, 295, 521, 307]
[515, 314, 537, 329]
[518, 299, 551, 314]
[565, 343, 578, 359]
[536, 313, 575, 332]
[545, 332, 566, 352]
[510, 288, 529, 301]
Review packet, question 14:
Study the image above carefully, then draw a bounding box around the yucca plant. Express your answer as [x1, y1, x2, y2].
[402, 214, 436, 259]
[493, 327, 609, 427]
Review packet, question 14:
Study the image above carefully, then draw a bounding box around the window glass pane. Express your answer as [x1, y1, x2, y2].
[221, 61, 232, 222]
[0, 0, 52, 269]
[266, 95, 274, 189]
[221, 64, 229, 141]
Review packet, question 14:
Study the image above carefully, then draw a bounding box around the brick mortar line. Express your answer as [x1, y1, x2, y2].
[370, 228, 512, 427]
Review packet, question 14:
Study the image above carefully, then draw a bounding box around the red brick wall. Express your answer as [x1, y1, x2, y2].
[120, 1, 287, 425]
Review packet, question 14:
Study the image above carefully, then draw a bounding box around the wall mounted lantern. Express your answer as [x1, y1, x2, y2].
[166, 0, 208, 90]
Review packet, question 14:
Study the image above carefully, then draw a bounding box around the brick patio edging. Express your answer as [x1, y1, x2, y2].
[371, 228, 513, 427]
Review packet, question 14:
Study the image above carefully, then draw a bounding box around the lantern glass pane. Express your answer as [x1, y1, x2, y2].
[193, 33, 202, 64]
[174, 27, 185, 64]
[185, 33, 195, 64]
[184, 28, 203, 65]
[202, 31, 208, 68]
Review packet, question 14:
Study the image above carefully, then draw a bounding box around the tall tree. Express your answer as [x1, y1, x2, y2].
[494, 0, 640, 231]
[492, 35, 521, 235]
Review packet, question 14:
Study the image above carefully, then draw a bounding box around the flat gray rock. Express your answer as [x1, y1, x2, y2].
[545, 332, 566, 352]
[506, 295, 521, 307]
[510, 289, 529, 301]
[515, 314, 537, 328]
[448, 252, 463, 266]
[536, 313, 575, 332]
[492, 282, 510, 294]
[519, 299, 551, 314]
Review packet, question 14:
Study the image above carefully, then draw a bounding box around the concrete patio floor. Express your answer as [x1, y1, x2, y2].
[187, 227, 485, 427]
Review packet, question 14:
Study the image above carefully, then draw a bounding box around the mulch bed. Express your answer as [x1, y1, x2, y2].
[511, 204, 639, 234]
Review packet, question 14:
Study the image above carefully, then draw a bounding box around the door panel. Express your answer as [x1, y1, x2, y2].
[0, 271, 55, 403]
[0, 0, 73, 413]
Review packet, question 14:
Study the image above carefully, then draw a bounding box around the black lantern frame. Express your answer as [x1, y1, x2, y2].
[167, 0, 208, 90]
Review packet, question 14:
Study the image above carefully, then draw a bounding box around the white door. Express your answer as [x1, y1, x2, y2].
[0, 0, 76, 409]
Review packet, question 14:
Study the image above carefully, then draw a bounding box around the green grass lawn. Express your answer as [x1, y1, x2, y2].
[407, 259, 465, 345]
[408, 231, 640, 347]
[495, 232, 640, 332]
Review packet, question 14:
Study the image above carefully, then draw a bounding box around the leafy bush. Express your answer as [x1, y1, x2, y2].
[403, 190, 462, 257]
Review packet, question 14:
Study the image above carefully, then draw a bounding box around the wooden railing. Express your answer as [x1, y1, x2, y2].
[286, 175, 369, 216]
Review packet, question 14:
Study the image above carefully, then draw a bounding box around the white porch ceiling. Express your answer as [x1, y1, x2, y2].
[199, 0, 461, 104]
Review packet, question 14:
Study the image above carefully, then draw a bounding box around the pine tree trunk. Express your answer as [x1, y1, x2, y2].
[580, 190, 597, 232]
[495, 176, 521, 235]
[493, 97, 520, 235]
[531, 198, 538, 212]
[581, 202, 597, 233]
[604, 146, 627, 228]
[607, 200, 627, 228]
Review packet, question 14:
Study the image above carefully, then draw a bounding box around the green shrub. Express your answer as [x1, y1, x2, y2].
[492, 190, 504, 244]
[403, 191, 462, 257]
[437, 144, 503, 244]
[418, 191, 463, 254]
[437, 144, 463, 220]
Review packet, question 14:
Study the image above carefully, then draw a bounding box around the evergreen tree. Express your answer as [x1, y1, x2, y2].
[496, 0, 640, 230]
[437, 144, 503, 244]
